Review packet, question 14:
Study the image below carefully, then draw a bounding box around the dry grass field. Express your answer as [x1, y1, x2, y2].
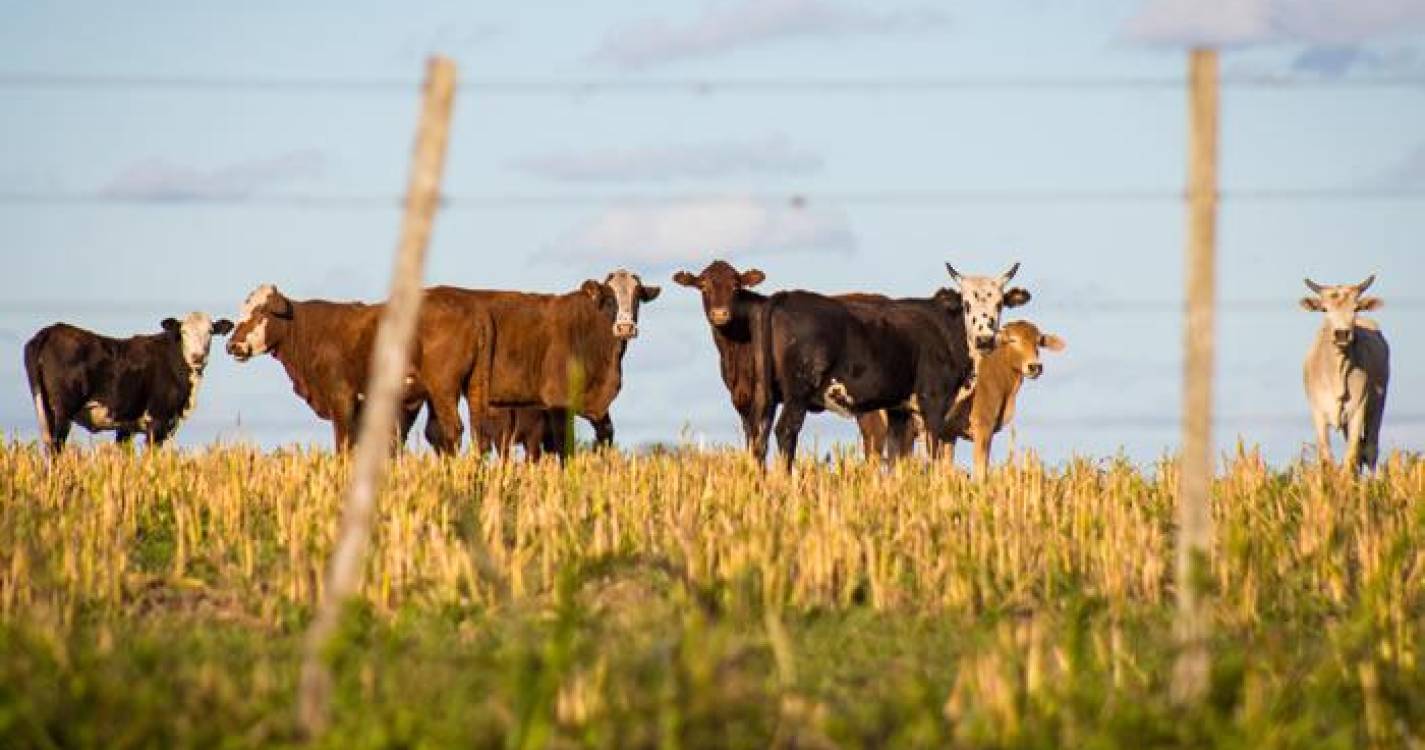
[2, 442, 1423, 747]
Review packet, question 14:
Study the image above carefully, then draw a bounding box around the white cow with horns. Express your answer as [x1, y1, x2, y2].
[1299, 275, 1390, 472]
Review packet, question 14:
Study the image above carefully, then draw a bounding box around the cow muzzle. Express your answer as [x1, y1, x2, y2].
[227, 341, 252, 360]
[1024, 362, 1043, 379]
[709, 307, 731, 326]
[1333, 329, 1353, 347]
[974, 335, 996, 352]
[613, 321, 638, 339]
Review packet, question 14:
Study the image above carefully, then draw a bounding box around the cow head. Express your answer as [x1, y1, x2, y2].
[995, 320, 1065, 380]
[945, 261, 1031, 354]
[161, 311, 234, 371]
[672, 260, 766, 327]
[227, 283, 295, 361]
[582, 269, 661, 340]
[1301, 275, 1382, 349]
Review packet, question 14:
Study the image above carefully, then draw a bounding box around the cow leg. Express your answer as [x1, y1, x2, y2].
[856, 412, 886, 462]
[148, 422, 175, 450]
[589, 414, 615, 450]
[522, 422, 543, 461]
[49, 416, 72, 454]
[545, 408, 572, 461]
[115, 428, 135, 446]
[1344, 404, 1369, 474]
[397, 401, 423, 451]
[1363, 393, 1386, 472]
[886, 410, 917, 464]
[429, 397, 464, 455]
[774, 401, 808, 472]
[738, 408, 758, 451]
[1311, 409, 1334, 465]
[973, 434, 993, 482]
[942, 436, 958, 468]
[332, 413, 353, 452]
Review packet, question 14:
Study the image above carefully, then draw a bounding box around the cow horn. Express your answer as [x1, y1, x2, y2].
[1356, 274, 1376, 293]
[1304, 278, 1324, 294]
[945, 262, 961, 281]
[999, 261, 1021, 284]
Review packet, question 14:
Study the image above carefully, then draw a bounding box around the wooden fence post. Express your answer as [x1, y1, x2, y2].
[1173, 47, 1218, 704]
[297, 56, 458, 737]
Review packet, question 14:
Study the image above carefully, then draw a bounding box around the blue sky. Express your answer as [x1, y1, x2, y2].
[2, 0, 1422, 465]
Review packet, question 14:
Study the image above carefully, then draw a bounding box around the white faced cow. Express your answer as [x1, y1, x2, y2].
[945, 261, 1033, 358]
[24, 312, 234, 454]
[1300, 275, 1390, 472]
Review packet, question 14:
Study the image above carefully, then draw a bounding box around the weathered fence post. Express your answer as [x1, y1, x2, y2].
[298, 55, 457, 737]
[1173, 47, 1218, 704]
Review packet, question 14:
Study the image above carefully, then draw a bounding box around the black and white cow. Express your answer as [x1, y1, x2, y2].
[24, 312, 234, 453]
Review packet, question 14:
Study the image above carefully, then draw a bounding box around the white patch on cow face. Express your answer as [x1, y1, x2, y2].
[954, 276, 1010, 353]
[229, 284, 277, 360]
[605, 270, 642, 339]
[179, 312, 216, 371]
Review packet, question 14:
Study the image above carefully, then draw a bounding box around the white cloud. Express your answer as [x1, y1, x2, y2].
[1125, 0, 1425, 47]
[547, 196, 855, 264]
[100, 150, 327, 201]
[511, 135, 823, 182]
[593, 0, 949, 69]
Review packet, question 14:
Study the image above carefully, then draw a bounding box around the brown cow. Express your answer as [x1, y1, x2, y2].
[226, 284, 426, 451]
[414, 270, 660, 457]
[942, 320, 1065, 479]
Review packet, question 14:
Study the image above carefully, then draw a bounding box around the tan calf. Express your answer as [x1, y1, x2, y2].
[943, 320, 1065, 479]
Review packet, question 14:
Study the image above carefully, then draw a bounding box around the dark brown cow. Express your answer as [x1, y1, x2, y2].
[226, 284, 426, 451]
[673, 262, 928, 463]
[24, 312, 233, 453]
[414, 270, 660, 457]
[672, 261, 772, 457]
[754, 287, 972, 470]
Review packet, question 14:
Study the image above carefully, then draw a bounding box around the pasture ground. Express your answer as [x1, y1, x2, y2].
[1, 443, 1423, 748]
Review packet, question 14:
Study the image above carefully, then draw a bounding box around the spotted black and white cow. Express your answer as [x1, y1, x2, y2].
[24, 312, 233, 453]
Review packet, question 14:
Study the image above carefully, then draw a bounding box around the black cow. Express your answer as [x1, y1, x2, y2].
[754, 288, 970, 470]
[24, 312, 234, 453]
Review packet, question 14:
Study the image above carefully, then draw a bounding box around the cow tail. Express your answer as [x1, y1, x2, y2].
[23, 327, 54, 447]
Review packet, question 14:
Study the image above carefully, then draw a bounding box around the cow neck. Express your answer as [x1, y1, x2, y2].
[268, 301, 317, 405]
[159, 331, 203, 424]
[977, 348, 1024, 395]
[717, 289, 767, 343]
[568, 291, 626, 374]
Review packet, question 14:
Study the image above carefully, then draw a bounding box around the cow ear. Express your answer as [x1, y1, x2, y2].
[672, 271, 698, 287]
[211, 319, 235, 336]
[161, 318, 181, 333]
[271, 293, 295, 319]
[740, 269, 766, 287]
[1299, 296, 1324, 312]
[1357, 296, 1383, 312]
[1039, 334, 1066, 352]
[639, 285, 661, 302]
[935, 288, 963, 312]
[1004, 287, 1032, 308]
[581, 279, 605, 301]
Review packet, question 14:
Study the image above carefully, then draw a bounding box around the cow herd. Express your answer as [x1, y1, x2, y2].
[22, 262, 1392, 475]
